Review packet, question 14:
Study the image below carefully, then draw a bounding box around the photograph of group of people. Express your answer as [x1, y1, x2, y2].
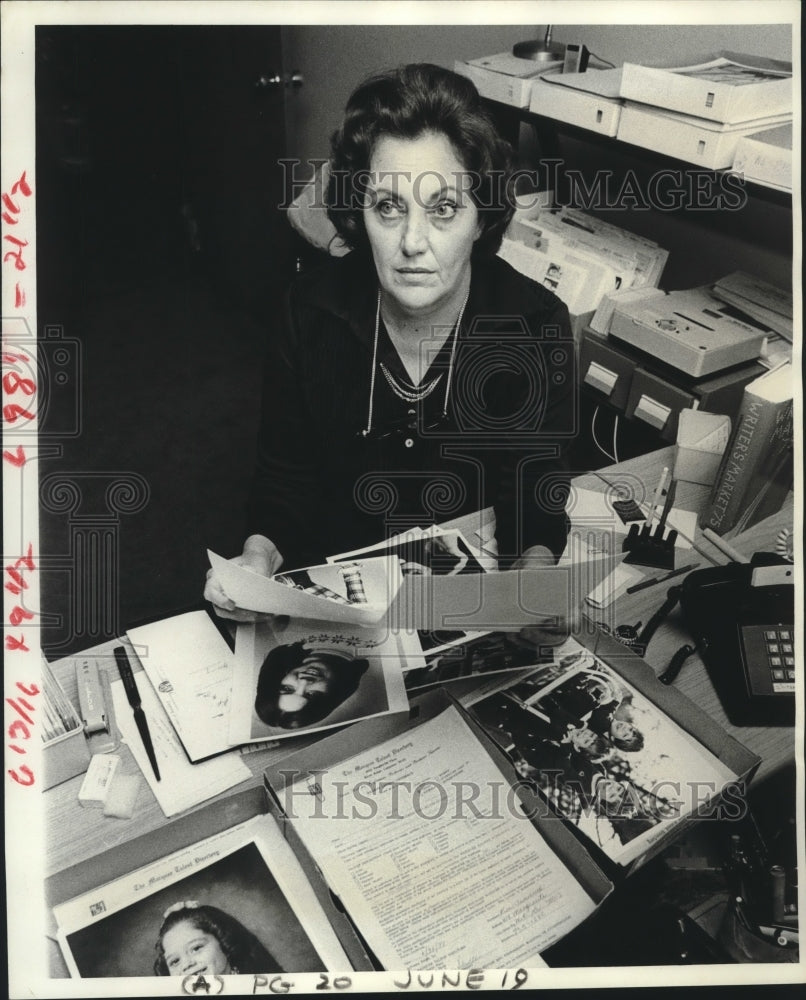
[466, 643, 736, 865]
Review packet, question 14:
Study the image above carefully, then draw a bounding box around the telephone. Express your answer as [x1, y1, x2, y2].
[677, 552, 795, 726]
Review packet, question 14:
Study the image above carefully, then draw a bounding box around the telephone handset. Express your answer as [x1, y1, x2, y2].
[641, 552, 795, 726]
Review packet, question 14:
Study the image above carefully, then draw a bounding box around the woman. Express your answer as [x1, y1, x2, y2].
[154, 901, 281, 975]
[205, 63, 575, 622]
[255, 641, 370, 729]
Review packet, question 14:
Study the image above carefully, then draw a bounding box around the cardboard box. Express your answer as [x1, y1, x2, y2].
[264, 688, 614, 967]
[674, 410, 732, 486]
[619, 52, 793, 124]
[454, 53, 561, 108]
[43, 722, 92, 791]
[531, 68, 624, 136]
[616, 102, 791, 170]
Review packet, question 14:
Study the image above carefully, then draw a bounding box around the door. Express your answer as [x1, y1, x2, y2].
[35, 24, 294, 320]
[34, 25, 296, 653]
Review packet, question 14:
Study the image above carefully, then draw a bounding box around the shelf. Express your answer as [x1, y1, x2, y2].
[481, 98, 793, 207]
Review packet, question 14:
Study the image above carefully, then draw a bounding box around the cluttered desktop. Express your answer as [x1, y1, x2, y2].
[5, 16, 800, 993]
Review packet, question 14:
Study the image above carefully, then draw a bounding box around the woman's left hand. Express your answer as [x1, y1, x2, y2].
[510, 544, 555, 570]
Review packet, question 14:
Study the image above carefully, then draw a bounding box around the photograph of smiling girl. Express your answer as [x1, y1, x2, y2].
[230, 618, 415, 744]
[56, 840, 326, 977]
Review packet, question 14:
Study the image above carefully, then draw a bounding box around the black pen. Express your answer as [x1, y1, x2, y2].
[626, 562, 698, 594]
[114, 645, 161, 781]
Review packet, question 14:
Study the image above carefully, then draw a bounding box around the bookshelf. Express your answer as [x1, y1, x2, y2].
[479, 94, 793, 467]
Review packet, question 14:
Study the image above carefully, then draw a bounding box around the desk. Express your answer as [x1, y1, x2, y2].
[44, 446, 795, 880]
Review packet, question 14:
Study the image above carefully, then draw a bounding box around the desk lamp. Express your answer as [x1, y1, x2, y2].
[513, 25, 565, 62]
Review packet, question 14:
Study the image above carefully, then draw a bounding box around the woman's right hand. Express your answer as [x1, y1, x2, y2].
[203, 534, 284, 623]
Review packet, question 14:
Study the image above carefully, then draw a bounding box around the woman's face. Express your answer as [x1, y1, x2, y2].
[363, 131, 480, 317]
[278, 654, 336, 713]
[162, 919, 231, 975]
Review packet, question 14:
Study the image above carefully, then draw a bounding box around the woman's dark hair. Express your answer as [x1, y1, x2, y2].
[154, 903, 281, 975]
[255, 641, 370, 729]
[327, 63, 516, 258]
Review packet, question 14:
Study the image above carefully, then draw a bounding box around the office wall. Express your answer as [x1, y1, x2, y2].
[281, 22, 793, 168]
[280, 22, 794, 291]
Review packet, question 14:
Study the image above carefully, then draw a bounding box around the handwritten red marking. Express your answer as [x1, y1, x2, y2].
[8, 720, 30, 741]
[10, 172, 32, 197]
[8, 766, 34, 786]
[5, 636, 30, 652]
[3, 446, 27, 467]
[2, 372, 36, 396]
[9, 607, 34, 628]
[3, 403, 35, 422]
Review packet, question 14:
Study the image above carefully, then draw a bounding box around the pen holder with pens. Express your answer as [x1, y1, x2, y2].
[622, 522, 678, 570]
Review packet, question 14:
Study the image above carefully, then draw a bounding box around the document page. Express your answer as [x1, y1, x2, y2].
[284, 706, 598, 969]
[127, 611, 238, 761]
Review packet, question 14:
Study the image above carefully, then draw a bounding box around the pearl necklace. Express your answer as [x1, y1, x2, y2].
[362, 289, 469, 437]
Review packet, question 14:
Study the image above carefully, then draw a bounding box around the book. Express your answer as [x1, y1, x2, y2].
[531, 68, 624, 136]
[703, 362, 794, 536]
[454, 52, 563, 107]
[619, 52, 793, 124]
[616, 102, 792, 169]
[731, 122, 793, 191]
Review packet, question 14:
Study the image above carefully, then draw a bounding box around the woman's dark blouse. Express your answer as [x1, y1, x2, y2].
[246, 250, 576, 569]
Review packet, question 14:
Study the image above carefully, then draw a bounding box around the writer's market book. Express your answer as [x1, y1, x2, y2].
[703, 362, 794, 537]
[619, 51, 793, 124]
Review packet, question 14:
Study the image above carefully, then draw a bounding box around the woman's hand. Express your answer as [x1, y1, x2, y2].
[510, 544, 555, 570]
[203, 534, 284, 623]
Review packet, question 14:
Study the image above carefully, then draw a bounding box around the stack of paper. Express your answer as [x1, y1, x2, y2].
[498, 205, 668, 317]
[711, 271, 793, 341]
